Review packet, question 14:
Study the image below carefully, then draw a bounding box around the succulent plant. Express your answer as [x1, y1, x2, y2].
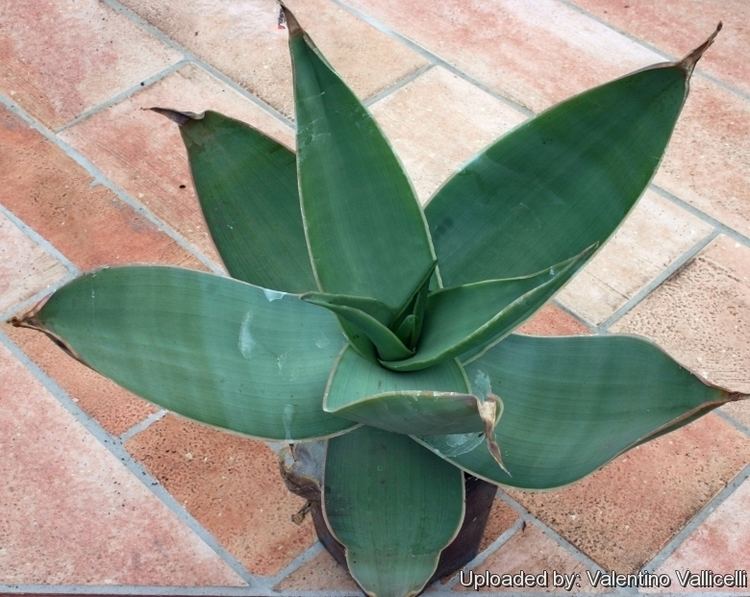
[10, 7, 744, 597]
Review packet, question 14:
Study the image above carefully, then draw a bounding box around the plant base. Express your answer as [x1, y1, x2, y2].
[310, 474, 498, 583]
[280, 442, 498, 588]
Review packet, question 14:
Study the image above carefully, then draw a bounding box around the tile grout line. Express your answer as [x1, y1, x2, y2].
[263, 542, 324, 589]
[439, 517, 524, 590]
[715, 409, 750, 438]
[0, 330, 267, 591]
[0, 203, 79, 275]
[598, 230, 719, 331]
[55, 59, 191, 133]
[650, 184, 750, 247]
[330, 0, 535, 117]
[0, 271, 79, 323]
[0, 93, 224, 276]
[558, 0, 750, 104]
[493, 490, 609, 578]
[101, 0, 294, 128]
[119, 409, 168, 443]
[641, 464, 750, 573]
[0, 204, 80, 322]
[550, 298, 599, 334]
[363, 62, 435, 106]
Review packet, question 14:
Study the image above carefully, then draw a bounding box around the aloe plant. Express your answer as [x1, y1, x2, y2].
[10, 9, 744, 597]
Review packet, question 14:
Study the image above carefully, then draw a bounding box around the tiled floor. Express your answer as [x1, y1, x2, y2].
[0, 1, 748, 596]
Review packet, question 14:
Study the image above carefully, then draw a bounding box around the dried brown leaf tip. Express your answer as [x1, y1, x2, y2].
[479, 393, 511, 477]
[7, 295, 48, 329]
[148, 107, 203, 126]
[8, 299, 89, 367]
[278, 3, 302, 37]
[678, 21, 722, 76]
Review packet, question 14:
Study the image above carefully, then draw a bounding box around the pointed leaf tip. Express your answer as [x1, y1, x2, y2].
[8, 294, 49, 328]
[678, 22, 722, 76]
[149, 107, 203, 126]
[9, 297, 89, 366]
[279, 3, 302, 36]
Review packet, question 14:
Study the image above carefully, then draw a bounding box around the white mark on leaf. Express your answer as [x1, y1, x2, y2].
[473, 370, 492, 401]
[263, 288, 286, 302]
[238, 311, 255, 359]
[283, 403, 295, 440]
[433, 432, 484, 457]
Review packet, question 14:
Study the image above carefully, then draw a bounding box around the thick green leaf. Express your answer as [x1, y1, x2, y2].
[285, 8, 436, 311]
[425, 52, 704, 286]
[324, 346, 501, 438]
[19, 267, 353, 440]
[390, 259, 437, 326]
[391, 260, 435, 350]
[324, 426, 464, 596]
[382, 245, 595, 371]
[152, 109, 316, 293]
[415, 334, 740, 489]
[301, 291, 395, 325]
[325, 346, 468, 411]
[394, 314, 417, 348]
[333, 392, 500, 436]
[304, 296, 413, 361]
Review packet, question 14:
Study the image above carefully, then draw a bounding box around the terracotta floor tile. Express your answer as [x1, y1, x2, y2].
[0, 343, 244, 585]
[478, 498, 519, 552]
[3, 323, 156, 436]
[612, 235, 750, 394]
[721, 400, 750, 431]
[572, 0, 750, 95]
[454, 524, 600, 593]
[558, 190, 713, 325]
[120, 0, 427, 118]
[61, 64, 293, 265]
[516, 303, 590, 336]
[507, 415, 750, 574]
[655, 77, 750, 238]
[275, 548, 359, 593]
[654, 477, 750, 592]
[125, 414, 315, 576]
[371, 66, 526, 203]
[347, 0, 660, 112]
[0, 0, 180, 130]
[0, 107, 203, 271]
[0, 211, 68, 314]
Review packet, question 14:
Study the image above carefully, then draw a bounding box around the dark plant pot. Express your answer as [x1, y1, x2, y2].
[280, 443, 498, 591]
